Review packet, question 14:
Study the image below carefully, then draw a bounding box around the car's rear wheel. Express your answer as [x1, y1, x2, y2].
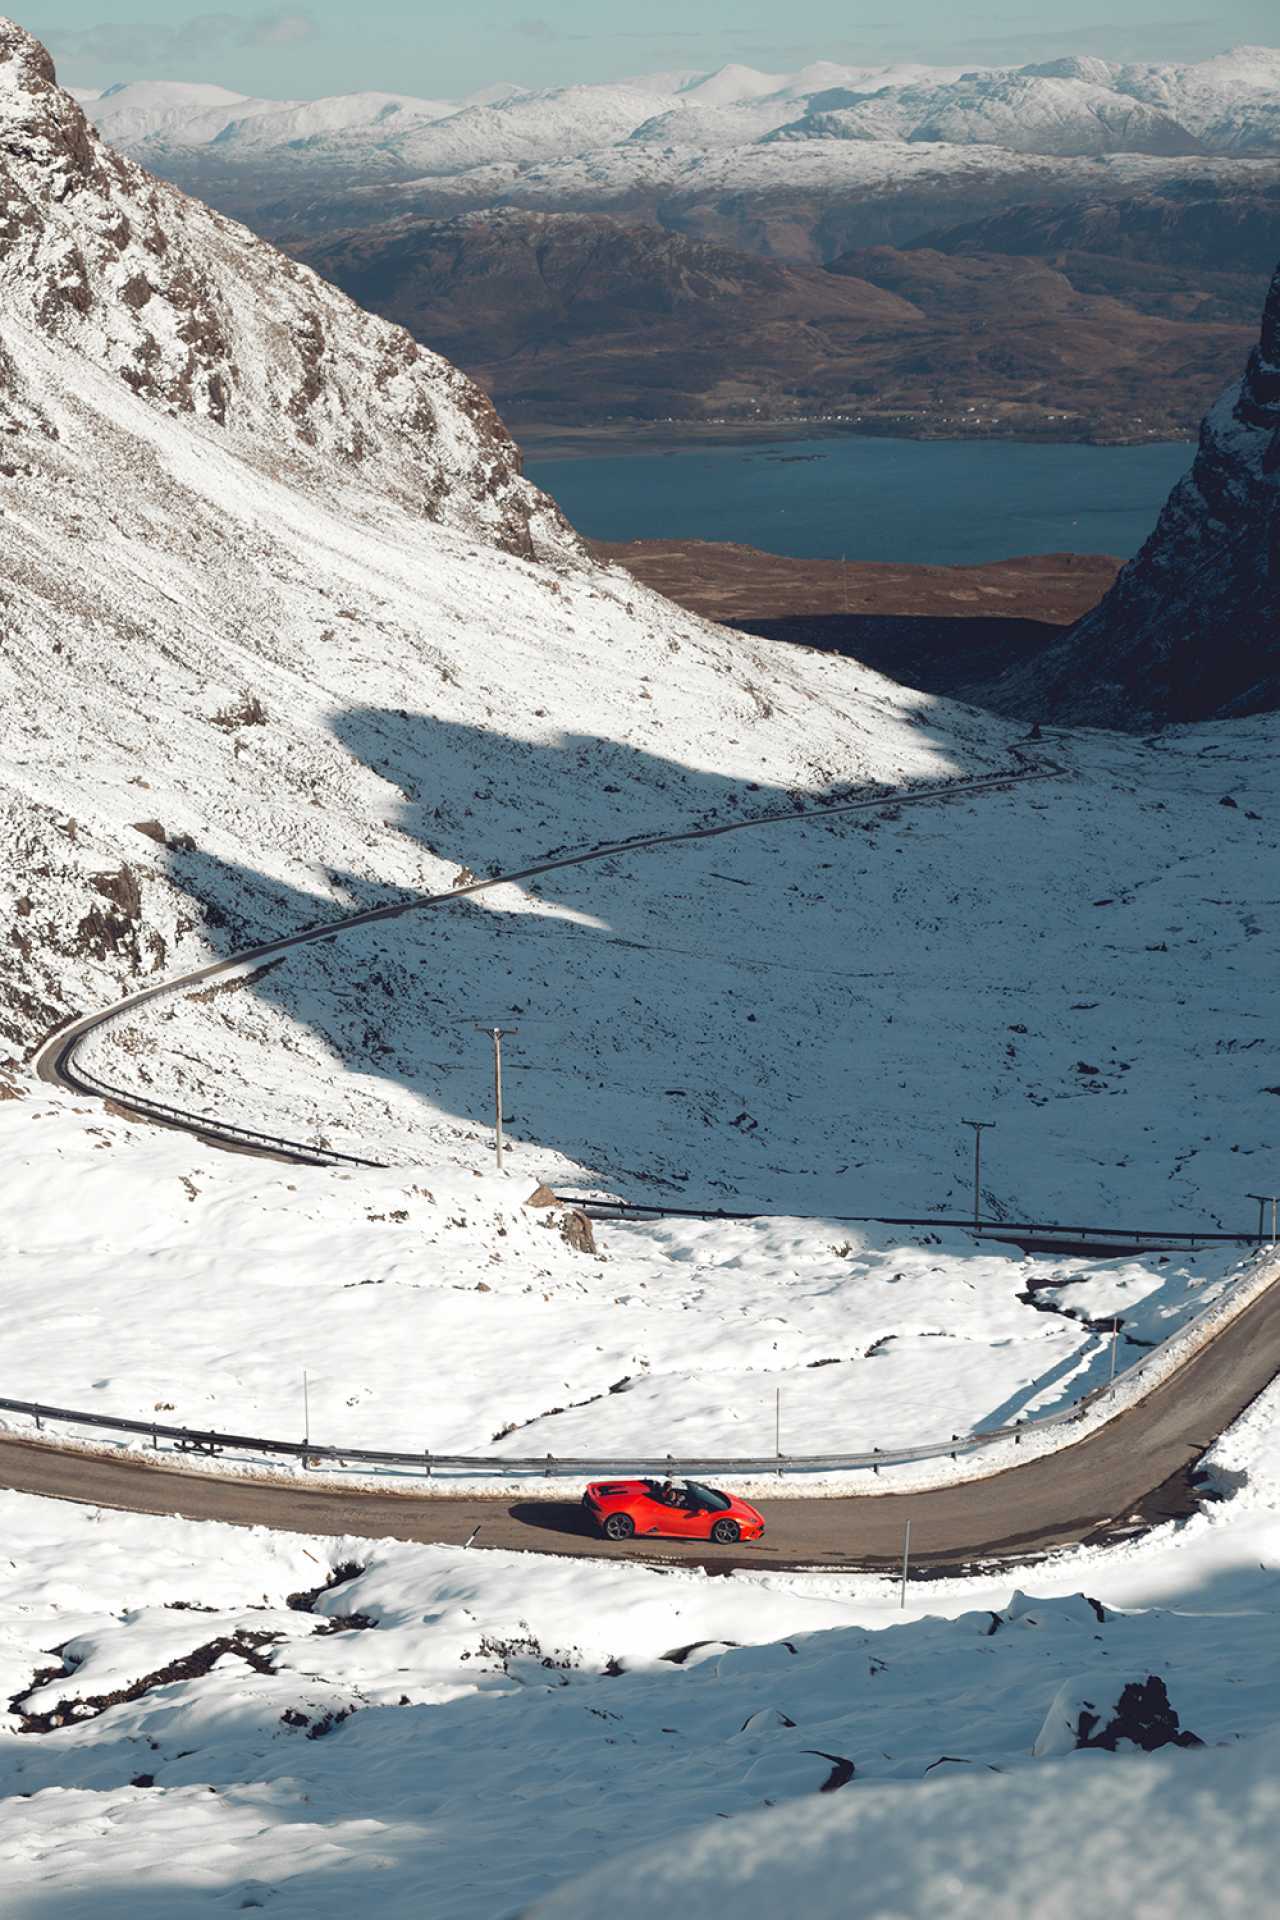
[711, 1518, 740, 1545]
[603, 1512, 636, 1541]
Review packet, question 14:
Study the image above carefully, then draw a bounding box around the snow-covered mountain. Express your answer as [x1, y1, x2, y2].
[3, 17, 1278, 1228]
[985, 263, 1280, 726]
[0, 19, 1005, 1129]
[82, 77, 281, 147]
[3, 30, 1280, 1913]
[70, 48, 1280, 264]
[76, 47, 1280, 183]
[766, 73, 1204, 157]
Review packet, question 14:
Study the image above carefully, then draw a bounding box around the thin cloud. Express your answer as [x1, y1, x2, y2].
[43, 10, 318, 69]
[514, 16, 560, 43]
[247, 12, 313, 47]
[951, 19, 1233, 62]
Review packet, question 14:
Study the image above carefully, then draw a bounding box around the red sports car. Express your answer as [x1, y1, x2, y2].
[583, 1476, 765, 1545]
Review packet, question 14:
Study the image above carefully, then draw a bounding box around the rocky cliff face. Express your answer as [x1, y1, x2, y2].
[982, 262, 1280, 727]
[0, 18, 558, 556]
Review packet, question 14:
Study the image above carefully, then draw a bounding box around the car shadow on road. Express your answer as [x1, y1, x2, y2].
[507, 1498, 598, 1540]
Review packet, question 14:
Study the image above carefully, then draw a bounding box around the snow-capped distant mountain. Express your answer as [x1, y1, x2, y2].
[78, 46, 1280, 179]
[207, 91, 461, 153]
[68, 46, 1280, 257]
[1119, 45, 1280, 150]
[88, 77, 281, 147]
[766, 72, 1204, 157]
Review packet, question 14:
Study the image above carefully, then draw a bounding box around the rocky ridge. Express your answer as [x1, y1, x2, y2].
[983, 263, 1280, 726]
[0, 19, 555, 556]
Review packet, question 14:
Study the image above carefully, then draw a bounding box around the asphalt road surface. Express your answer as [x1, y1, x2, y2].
[2, 1256, 1275, 1572]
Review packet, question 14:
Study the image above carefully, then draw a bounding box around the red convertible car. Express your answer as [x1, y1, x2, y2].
[583, 1476, 765, 1545]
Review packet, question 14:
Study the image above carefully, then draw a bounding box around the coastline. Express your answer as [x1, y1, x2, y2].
[516, 418, 1198, 462]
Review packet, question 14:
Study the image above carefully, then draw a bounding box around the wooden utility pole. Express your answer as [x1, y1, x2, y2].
[1248, 1194, 1279, 1245]
[962, 1119, 996, 1227]
[475, 1024, 518, 1171]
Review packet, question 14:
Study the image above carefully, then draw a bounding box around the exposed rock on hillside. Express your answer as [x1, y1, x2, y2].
[1033, 1673, 1202, 1755]
[981, 263, 1280, 726]
[0, 18, 556, 555]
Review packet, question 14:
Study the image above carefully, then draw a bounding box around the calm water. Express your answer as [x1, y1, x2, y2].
[524, 435, 1195, 566]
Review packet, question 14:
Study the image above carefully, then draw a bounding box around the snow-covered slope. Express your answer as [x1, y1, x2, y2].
[0, 19, 1010, 1085]
[0, 24, 551, 545]
[3, 1374, 1280, 1917]
[1, 1092, 1258, 1466]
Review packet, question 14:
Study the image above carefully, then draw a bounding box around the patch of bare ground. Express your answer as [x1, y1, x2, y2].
[594, 538, 1119, 700]
[185, 958, 285, 1004]
[9, 1630, 281, 1734]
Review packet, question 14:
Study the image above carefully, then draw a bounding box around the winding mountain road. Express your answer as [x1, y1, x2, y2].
[0, 1247, 1275, 1568]
[15, 754, 1278, 1572]
[34, 762, 1054, 1164]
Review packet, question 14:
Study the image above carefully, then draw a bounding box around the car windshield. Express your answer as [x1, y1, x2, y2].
[684, 1481, 731, 1512]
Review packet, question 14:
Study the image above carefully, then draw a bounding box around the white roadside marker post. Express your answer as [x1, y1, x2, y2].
[1109, 1320, 1120, 1388]
[776, 1386, 782, 1475]
[899, 1518, 912, 1610]
[303, 1367, 310, 1470]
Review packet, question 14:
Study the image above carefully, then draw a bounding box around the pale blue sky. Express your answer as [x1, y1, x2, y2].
[27, 1, 1277, 99]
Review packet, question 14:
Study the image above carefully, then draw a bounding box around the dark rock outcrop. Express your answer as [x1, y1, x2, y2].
[979, 263, 1280, 727]
[1076, 1675, 1203, 1753]
[1034, 1671, 1203, 1756]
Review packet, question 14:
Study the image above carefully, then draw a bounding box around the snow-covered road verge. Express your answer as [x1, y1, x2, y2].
[0, 1095, 1269, 1498]
[3, 1367, 1280, 1919]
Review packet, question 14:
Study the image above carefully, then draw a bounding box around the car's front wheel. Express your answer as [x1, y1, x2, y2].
[603, 1512, 636, 1541]
[711, 1518, 740, 1545]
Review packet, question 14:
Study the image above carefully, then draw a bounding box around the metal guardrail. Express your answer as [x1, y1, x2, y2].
[568, 1198, 1256, 1247]
[54, 1061, 388, 1170]
[0, 1388, 1093, 1474]
[2, 1251, 1269, 1480]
